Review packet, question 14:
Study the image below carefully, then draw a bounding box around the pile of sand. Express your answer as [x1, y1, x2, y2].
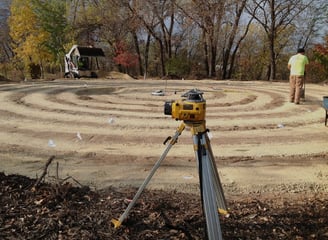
[106, 71, 134, 80]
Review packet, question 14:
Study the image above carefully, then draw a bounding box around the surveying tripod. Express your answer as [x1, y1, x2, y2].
[112, 90, 228, 240]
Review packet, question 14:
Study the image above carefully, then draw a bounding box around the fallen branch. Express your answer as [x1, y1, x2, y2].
[60, 175, 84, 187]
[32, 155, 55, 190]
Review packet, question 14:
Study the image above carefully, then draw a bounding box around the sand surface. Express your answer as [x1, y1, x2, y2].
[0, 77, 327, 196]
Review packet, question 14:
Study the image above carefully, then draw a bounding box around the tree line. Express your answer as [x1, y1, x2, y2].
[1, 0, 328, 81]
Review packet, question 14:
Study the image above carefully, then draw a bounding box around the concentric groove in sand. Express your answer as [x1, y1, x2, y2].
[0, 79, 327, 163]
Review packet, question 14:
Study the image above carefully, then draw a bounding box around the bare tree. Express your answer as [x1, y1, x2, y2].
[246, 0, 315, 80]
[177, 0, 226, 78]
[221, 0, 253, 79]
[123, 0, 179, 77]
[293, 1, 328, 49]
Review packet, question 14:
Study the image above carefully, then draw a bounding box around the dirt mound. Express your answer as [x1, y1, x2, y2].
[106, 71, 134, 80]
[1, 172, 327, 239]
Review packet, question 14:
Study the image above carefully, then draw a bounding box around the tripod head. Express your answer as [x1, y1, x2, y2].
[164, 89, 206, 122]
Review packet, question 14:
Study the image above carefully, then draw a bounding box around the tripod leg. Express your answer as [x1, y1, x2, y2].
[192, 130, 227, 240]
[111, 122, 185, 228]
[204, 133, 227, 212]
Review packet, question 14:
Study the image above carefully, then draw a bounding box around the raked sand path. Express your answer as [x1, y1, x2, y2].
[0, 78, 327, 195]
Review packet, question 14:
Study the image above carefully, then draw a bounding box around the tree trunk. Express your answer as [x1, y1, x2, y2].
[269, 0, 276, 81]
[269, 52, 276, 81]
[222, 50, 229, 79]
[210, 43, 216, 77]
[132, 32, 143, 76]
[158, 39, 166, 76]
[203, 30, 209, 77]
[221, 0, 248, 79]
[144, 34, 151, 79]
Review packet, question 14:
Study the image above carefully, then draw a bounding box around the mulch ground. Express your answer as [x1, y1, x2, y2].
[0, 172, 327, 240]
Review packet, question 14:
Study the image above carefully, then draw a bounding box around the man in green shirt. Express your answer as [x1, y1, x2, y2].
[288, 48, 309, 104]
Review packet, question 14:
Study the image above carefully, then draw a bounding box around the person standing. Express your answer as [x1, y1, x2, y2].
[288, 48, 309, 104]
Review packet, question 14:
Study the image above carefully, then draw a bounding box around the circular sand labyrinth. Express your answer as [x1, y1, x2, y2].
[0, 79, 327, 188]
